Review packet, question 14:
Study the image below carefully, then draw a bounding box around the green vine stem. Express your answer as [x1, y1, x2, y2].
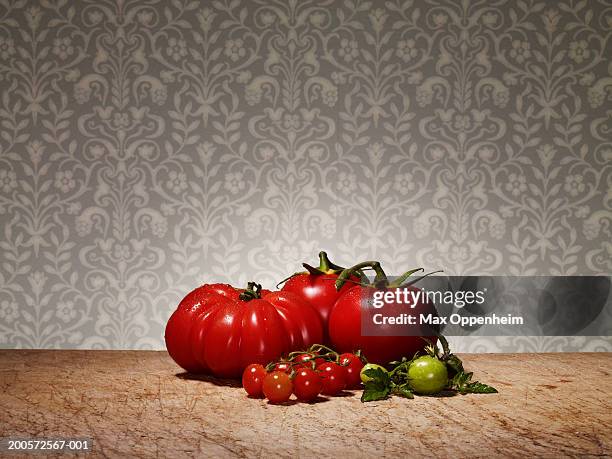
[392, 270, 444, 288]
[336, 261, 443, 291]
[335, 261, 389, 290]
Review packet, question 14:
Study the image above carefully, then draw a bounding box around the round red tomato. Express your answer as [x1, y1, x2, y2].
[292, 352, 326, 369]
[293, 353, 316, 368]
[317, 362, 346, 395]
[166, 283, 323, 378]
[293, 368, 322, 402]
[242, 364, 267, 398]
[339, 353, 364, 389]
[262, 371, 293, 404]
[270, 361, 292, 373]
[329, 284, 438, 365]
[281, 252, 358, 341]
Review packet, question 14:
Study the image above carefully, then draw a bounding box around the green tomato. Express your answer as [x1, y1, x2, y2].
[360, 363, 388, 383]
[407, 356, 448, 395]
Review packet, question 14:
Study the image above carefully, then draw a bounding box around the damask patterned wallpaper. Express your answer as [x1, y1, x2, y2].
[0, 0, 610, 351]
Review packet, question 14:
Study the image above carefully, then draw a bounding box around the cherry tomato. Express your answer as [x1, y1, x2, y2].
[294, 353, 325, 367]
[293, 353, 317, 369]
[262, 371, 293, 404]
[293, 368, 322, 402]
[271, 361, 292, 373]
[316, 362, 346, 395]
[339, 353, 364, 389]
[242, 364, 267, 398]
[407, 356, 448, 395]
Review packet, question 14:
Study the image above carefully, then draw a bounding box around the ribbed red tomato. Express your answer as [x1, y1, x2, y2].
[165, 282, 323, 378]
[281, 252, 359, 342]
[164, 283, 239, 373]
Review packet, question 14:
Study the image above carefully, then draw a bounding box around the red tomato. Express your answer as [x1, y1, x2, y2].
[292, 352, 325, 369]
[339, 353, 364, 389]
[165, 283, 323, 378]
[242, 364, 267, 398]
[271, 361, 292, 373]
[316, 362, 347, 395]
[263, 371, 293, 403]
[165, 283, 239, 373]
[281, 252, 358, 342]
[329, 284, 438, 365]
[198, 283, 241, 300]
[293, 368, 322, 402]
[293, 353, 315, 368]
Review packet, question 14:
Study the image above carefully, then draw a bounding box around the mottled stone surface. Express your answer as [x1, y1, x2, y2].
[1, 351, 610, 457]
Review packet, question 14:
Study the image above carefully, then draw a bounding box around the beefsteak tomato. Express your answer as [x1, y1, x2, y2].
[165, 282, 323, 378]
[328, 261, 439, 365]
[165, 283, 239, 373]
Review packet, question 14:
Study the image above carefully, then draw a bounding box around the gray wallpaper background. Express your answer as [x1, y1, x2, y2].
[0, 0, 611, 352]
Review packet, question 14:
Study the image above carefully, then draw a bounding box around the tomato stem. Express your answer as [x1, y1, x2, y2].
[387, 268, 424, 288]
[275, 271, 305, 288]
[318, 251, 344, 273]
[239, 282, 263, 302]
[335, 261, 389, 290]
[354, 349, 368, 364]
[309, 343, 339, 356]
[275, 251, 345, 288]
[303, 251, 346, 276]
[336, 261, 443, 291]
[392, 270, 444, 289]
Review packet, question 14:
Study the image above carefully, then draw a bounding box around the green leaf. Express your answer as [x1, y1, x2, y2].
[445, 354, 465, 375]
[361, 367, 391, 402]
[361, 383, 391, 402]
[363, 367, 390, 385]
[463, 382, 498, 394]
[392, 384, 414, 399]
[448, 371, 497, 394]
[449, 370, 472, 389]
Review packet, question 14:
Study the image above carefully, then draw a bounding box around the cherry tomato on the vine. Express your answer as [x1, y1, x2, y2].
[242, 364, 267, 398]
[293, 352, 327, 368]
[271, 361, 292, 373]
[262, 371, 293, 404]
[293, 353, 317, 369]
[339, 353, 364, 389]
[316, 362, 347, 395]
[293, 368, 322, 402]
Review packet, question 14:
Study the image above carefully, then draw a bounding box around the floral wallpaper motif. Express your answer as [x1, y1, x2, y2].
[0, 0, 610, 351]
